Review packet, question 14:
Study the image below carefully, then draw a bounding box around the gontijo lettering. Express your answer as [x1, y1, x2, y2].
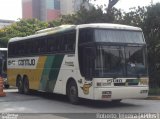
[18, 59, 35, 66]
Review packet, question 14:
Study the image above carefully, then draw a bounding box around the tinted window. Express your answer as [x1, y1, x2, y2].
[38, 38, 47, 53]
[79, 28, 94, 45]
[8, 30, 76, 57]
[47, 31, 76, 53]
[63, 32, 75, 52]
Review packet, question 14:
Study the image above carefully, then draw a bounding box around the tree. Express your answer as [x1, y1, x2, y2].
[143, 3, 160, 87]
[49, 5, 123, 25]
[107, 0, 119, 13]
[116, 7, 146, 27]
[0, 19, 48, 47]
[117, 3, 160, 88]
[49, 7, 106, 25]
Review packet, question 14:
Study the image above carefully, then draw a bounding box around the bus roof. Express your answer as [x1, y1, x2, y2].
[77, 23, 142, 31]
[9, 25, 76, 43]
[9, 23, 142, 43]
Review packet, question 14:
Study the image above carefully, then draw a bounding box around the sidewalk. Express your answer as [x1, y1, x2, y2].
[146, 95, 160, 100]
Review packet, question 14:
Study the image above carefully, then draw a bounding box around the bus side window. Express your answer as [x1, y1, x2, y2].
[55, 35, 60, 52]
[14, 43, 18, 56]
[62, 32, 75, 53]
[27, 41, 30, 55]
[49, 36, 55, 53]
[38, 38, 47, 53]
[32, 39, 38, 54]
[8, 43, 14, 57]
[18, 41, 25, 56]
[27, 40, 34, 55]
[60, 35, 65, 52]
[63, 34, 68, 51]
[68, 32, 76, 52]
[23, 41, 29, 55]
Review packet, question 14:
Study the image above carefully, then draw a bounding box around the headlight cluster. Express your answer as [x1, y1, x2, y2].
[139, 78, 149, 85]
[97, 82, 112, 87]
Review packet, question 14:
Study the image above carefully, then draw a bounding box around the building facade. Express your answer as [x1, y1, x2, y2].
[22, 0, 90, 21]
[60, 0, 85, 15]
[22, 0, 61, 21]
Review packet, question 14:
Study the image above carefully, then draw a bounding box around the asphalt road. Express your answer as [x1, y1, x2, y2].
[0, 89, 160, 119]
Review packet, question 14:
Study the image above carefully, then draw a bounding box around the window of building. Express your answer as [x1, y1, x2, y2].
[54, 0, 60, 10]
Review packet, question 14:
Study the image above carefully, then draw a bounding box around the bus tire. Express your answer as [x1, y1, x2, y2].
[23, 76, 29, 94]
[67, 80, 79, 104]
[17, 76, 24, 94]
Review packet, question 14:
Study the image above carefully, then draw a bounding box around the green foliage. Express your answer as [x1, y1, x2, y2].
[49, 7, 106, 25]
[143, 3, 160, 87]
[49, 7, 122, 25]
[117, 7, 146, 27]
[149, 88, 160, 95]
[48, 19, 62, 27]
[0, 19, 48, 47]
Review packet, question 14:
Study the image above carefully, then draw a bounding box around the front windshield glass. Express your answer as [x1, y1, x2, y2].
[125, 46, 147, 77]
[78, 45, 148, 78]
[94, 46, 125, 77]
[93, 45, 147, 78]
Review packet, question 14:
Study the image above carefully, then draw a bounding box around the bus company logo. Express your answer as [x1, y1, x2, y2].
[8, 57, 39, 69]
[18, 59, 35, 66]
[8, 59, 35, 66]
[8, 60, 16, 66]
[1, 113, 18, 119]
[81, 83, 92, 95]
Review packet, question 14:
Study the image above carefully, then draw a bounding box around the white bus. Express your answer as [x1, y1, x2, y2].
[7, 23, 149, 104]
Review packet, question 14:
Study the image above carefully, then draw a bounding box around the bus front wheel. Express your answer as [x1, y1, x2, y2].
[67, 80, 79, 104]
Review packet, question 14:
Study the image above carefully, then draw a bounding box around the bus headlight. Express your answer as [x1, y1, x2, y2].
[97, 82, 112, 87]
[139, 78, 149, 85]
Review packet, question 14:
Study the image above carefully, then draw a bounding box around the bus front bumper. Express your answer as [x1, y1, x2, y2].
[93, 86, 148, 101]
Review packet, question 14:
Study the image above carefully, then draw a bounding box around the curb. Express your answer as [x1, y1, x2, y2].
[146, 96, 160, 100]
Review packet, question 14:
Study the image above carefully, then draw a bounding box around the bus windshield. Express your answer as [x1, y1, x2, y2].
[78, 28, 147, 78]
[94, 45, 147, 77]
